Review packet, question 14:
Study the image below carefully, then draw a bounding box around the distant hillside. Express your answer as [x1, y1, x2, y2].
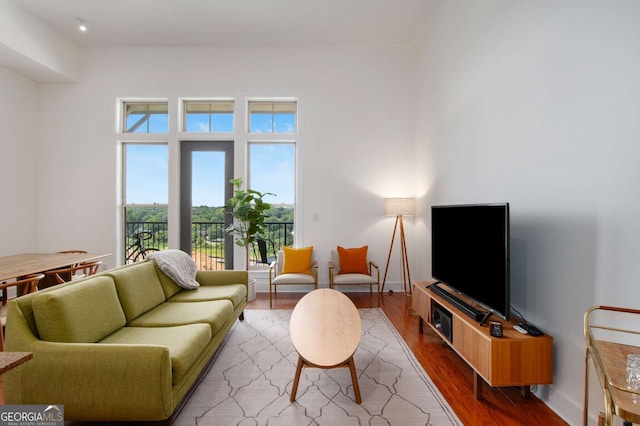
[125, 206, 293, 223]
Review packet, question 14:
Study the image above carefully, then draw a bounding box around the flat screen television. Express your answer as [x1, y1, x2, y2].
[431, 203, 510, 321]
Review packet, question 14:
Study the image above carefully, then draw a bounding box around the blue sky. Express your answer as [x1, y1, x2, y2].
[125, 111, 295, 207]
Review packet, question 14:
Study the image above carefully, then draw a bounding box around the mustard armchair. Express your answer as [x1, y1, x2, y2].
[329, 246, 380, 306]
[269, 247, 318, 308]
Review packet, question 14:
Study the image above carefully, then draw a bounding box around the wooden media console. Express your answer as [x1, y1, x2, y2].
[411, 281, 554, 399]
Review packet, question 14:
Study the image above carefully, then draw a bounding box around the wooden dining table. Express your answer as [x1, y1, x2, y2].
[0, 252, 111, 282]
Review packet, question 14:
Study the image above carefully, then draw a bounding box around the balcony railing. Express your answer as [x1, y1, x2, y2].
[124, 221, 293, 269]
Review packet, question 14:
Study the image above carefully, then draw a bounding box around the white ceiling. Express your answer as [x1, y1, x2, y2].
[10, 0, 431, 48]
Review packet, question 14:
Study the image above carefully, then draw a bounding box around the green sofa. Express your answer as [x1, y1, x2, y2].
[3, 259, 248, 423]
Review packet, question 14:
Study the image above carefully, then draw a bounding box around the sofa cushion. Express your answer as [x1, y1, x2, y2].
[167, 284, 247, 309]
[128, 300, 234, 335]
[272, 273, 316, 284]
[107, 261, 167, 322]
[333, 273, 377, 284]
[99, 324, 211, 385]
[32, 276, 126, 343]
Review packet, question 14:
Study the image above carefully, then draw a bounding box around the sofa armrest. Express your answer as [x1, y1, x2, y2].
[4, 340, 173, 421]
[196, 270, 248, 287]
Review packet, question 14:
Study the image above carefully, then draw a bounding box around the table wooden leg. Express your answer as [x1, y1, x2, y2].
[473, 371, 483, 400]
[290, 356, 303, 402]
[348, 356, 362, 404]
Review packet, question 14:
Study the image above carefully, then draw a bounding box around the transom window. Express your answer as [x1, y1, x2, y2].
[183, 100, 234, 132]
[248, 101, 297, 133]
[123, 102, 169, 133]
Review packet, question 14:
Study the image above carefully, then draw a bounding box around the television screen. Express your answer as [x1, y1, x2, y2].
[431, 203, 510, 321]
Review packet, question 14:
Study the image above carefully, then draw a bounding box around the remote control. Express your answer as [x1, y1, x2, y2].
[513, 324, 528, 334]
[523, 324, 544, 336]
[514, 322, 545, 336]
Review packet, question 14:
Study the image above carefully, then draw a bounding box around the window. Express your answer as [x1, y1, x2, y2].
[122, 143, 169, 262]
[124, 144, 168, 205]
[184, 100, 234, 132]
[117, 97, 300, 265]
[248, 142, 296, 248]
[248, 101, 296, 133]
[123, 102, 168, 133]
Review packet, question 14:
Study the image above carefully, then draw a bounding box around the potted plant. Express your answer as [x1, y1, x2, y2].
[225, 177, 275, 270]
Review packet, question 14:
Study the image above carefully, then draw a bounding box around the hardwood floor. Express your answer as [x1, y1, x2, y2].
[255, 291, 568, 426]
[1, 291, 568, 425]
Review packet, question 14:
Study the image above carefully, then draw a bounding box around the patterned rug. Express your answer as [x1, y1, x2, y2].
[174, 309, 461, 426]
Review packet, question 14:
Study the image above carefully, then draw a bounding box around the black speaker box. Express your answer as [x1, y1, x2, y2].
[431, 300, 453, 343]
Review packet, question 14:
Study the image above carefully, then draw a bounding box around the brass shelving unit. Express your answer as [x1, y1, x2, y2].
[584, 305, 640, 426]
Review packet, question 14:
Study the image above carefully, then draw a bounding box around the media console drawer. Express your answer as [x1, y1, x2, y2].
[411, 281, 553, 399]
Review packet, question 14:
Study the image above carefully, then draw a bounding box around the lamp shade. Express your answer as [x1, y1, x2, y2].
[384, 198, 416, 217]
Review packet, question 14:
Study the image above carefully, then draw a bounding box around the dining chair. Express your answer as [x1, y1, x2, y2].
[44, 260, 103, 285]
[57, 249, 88, 267]
[0, 273, 44, 351]
[36, 250, 93, 289]
[269, 246, 318, 308]
[329, 246, 380, 305]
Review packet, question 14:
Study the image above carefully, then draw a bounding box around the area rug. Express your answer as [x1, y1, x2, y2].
[174, 309, 461, 426]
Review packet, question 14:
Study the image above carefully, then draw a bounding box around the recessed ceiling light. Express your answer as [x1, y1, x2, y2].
[76, 16, 88, 32]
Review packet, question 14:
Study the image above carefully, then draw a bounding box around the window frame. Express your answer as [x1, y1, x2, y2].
[182, 99, 235, 133]
[118, 140, 170, 264]
[247, 100, 297, 134]
[121, 100, 170, 134]
[115, 97, 302, 266]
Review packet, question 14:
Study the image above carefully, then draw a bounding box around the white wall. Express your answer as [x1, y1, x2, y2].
[34, 46, 417, 287]
[13, 1, 636, 421]
[0, 0, 78, 82]
[0, 66, 39, 255]
[414, 1, 640, 424]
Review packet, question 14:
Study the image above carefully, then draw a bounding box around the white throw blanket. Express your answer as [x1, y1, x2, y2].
[147, 249, 200, 290]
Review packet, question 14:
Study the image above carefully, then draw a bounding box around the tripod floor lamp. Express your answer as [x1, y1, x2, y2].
[381, 197, 416, 294]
